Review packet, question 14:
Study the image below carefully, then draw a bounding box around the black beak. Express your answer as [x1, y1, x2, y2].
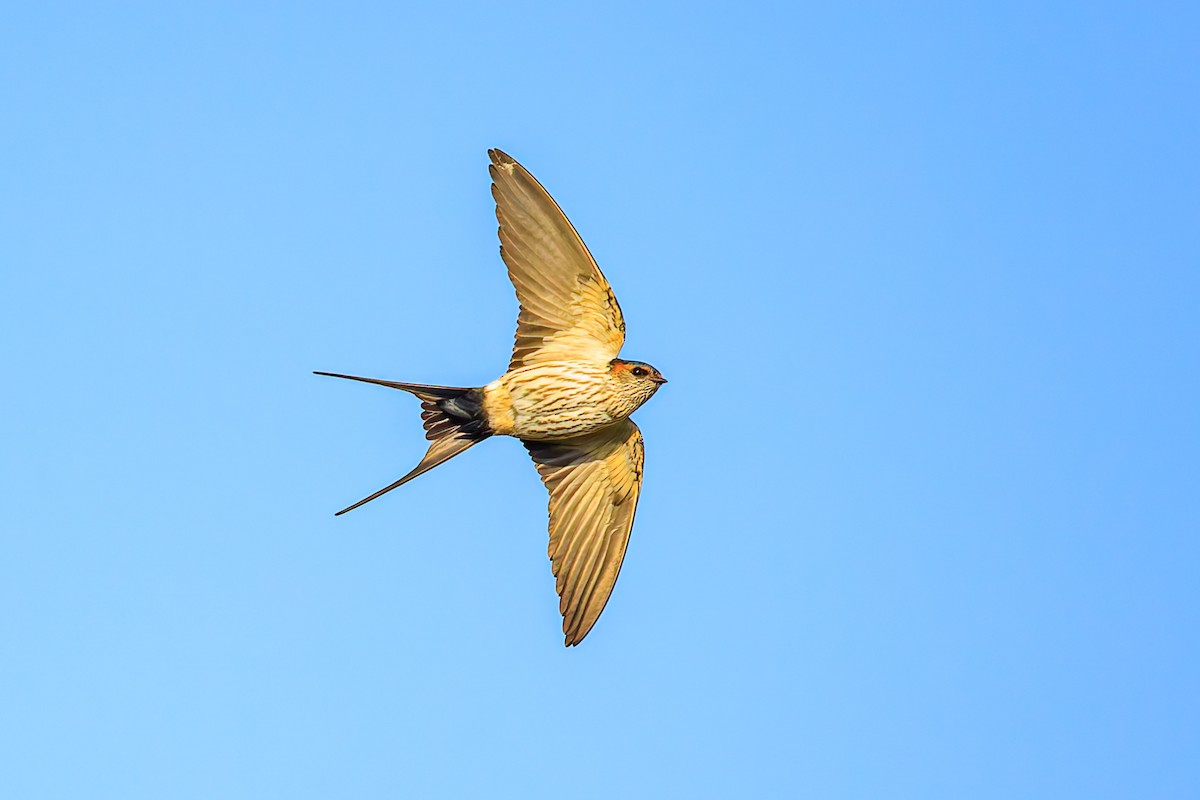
[652, 376, 668, 385]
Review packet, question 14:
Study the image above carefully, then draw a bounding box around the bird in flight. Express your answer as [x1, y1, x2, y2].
[316, 149, 666, 646]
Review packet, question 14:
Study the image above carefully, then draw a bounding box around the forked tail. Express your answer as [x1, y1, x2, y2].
[314, 371, 492, 515]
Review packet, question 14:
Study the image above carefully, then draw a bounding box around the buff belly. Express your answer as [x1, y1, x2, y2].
[482, 363, 619, 440]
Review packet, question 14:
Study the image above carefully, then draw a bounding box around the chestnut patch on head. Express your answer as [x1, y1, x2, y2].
[612, 359, 658, 381]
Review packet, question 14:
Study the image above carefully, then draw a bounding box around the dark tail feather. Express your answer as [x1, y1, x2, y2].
[331, 435, 480, 516]
[314, 371, 492, 515]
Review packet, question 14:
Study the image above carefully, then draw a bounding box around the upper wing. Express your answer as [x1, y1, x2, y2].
[523, 420, 644, 646]
[489, 149, 626, 370]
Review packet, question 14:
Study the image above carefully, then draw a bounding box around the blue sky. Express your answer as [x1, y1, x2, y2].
[2, 2, 1197, 797]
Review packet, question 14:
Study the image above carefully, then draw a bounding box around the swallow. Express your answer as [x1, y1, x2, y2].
[316, 149, 666, 646]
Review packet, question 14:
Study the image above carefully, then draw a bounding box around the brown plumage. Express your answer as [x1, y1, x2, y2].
[316, 149, 665, 646]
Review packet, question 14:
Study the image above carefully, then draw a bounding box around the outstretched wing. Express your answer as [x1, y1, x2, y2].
[489, 149, 626, 370]
[523, 420, 644, 646]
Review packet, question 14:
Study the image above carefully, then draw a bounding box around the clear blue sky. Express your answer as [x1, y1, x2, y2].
[2, 2, 1197, 797]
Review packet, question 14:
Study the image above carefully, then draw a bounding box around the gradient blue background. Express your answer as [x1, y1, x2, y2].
[3, 2, 1197, 797]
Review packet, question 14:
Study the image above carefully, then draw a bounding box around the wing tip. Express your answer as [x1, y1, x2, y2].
[489, 148, 516, 172]
[563, 603, 602, 647]
[562, 622, 597, 647]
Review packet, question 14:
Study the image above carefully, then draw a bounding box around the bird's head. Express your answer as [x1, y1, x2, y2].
[609, 359, 667, 409]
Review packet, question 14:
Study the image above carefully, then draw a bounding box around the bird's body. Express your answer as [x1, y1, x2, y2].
[316, 149, 665, 646]
[483, 360, 659, 439]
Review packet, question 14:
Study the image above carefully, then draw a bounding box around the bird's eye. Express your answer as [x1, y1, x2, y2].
[631, 367, 648, 378]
